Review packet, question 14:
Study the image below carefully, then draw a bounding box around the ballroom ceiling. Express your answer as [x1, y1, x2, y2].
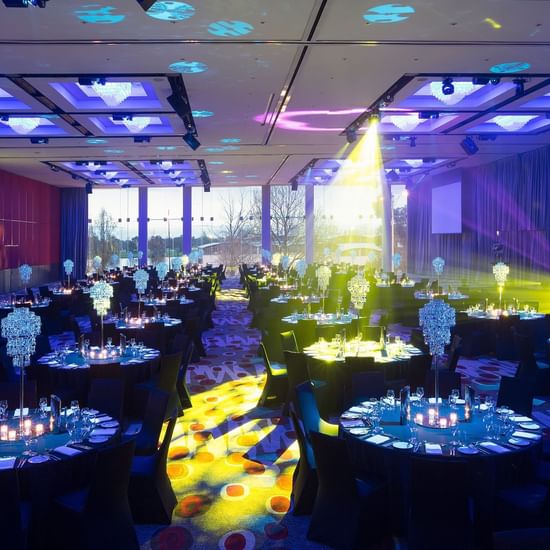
[0, 0, 549, 188]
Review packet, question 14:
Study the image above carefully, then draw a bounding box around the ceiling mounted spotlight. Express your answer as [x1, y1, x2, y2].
[418, 111, 439, 120]
[369, 109, 380, 121]
[460, 136, 479, 156]
[30, 137, 48, 144]
[386, 170, 399, 182]
[513, 78, 526, 96]
[345, 128, 357, 144]
[85, 182, 93, 194]
[409, 137, 416, 148]
[183, 132, 201, 150]
[198, 159, 211, 191]
[2, 0, 48, 7]
[49, 164, 59, 172]
[441, 77, 454, 96]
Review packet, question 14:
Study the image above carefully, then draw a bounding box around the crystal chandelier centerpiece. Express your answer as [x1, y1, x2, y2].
[19, 264, 32, 285]
[430, 81, 480, 106]
[492, 115, 536, 132]
[91, 82, 132, 107]
[316, 265, 331, 293]
[133, 269, 149, 294]
[156, 262, 169, 281]
[2, 117, 42, 134]
[90, 281, 113, 317]
[347, 272, 370, 310]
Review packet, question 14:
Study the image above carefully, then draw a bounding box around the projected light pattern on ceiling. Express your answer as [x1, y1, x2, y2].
[397, 80, 514, 110]
[468, 114, 550, 133]
[490, 62, 531, 74]
[208, 20, 254, 37]
[0, 87, 30, 110]
[89, 115, 172, 134]
[145, 2, 195, 21]
[50, 81, 161, 110]
[220, 138, 241, 143]
[192, 110, 214, 118]
[156, 145, 177, 150]
[74, 5, 126, 24]
[87, 138, 108, 144]
[169, 61, 208, 74]
[0, 116, 67, 136]
[258, 108, 365, 132]
[363, 4, 415, 24]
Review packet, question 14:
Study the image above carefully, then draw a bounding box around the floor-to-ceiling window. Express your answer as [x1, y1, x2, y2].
[87, 188, 138, 270]
[147, 187, 183, 267]
[391, 184, 408, 274]
[270, 185, 305, 261]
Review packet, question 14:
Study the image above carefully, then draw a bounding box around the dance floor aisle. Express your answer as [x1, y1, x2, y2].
[138, 280, 330, 550]
[138, 280, 550, 550]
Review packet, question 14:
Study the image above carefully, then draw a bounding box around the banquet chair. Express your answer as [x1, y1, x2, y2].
[425, 369, 462, 399]
[128, 413, 178, 524]
[87, 378, 124, 420]
[445, 334, 463, 371]
[295, 381, 338, 438]
[280, 331, 299, 353]
[408, 456, 474, 550]
[133, 388, 170, 455]
[0, 381, 37, 409]
[152, 352, 183, 419]
[406, 354, 432, 392]
[142, 322, 166, 355]
[496, 375, 534, 416]
[284, 352, 328, 413]
[295, 319, 318, 350]
[289, 409, 318, 515]
[307, 430, 388, 549]
[345, 370, 386, 409]
[176, 340, 194, 410]
[493, 528, 550, 549]
[0, 468, 29, 550]
[54, 439, 139, 550]
[257, 343, 288, 409]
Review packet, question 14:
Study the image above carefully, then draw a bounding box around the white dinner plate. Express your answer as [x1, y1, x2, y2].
[99, 420, 119, 429]
[349, 427, 370, 436]
[88, 435, 109, 444]
[28, 455, 50, 464]
[392, 441, 413, 450]
[519, 422, 541, 430]
[457, 446, 479, 455]
[508, 437, 530, 447]
[455, 399, 465, 405]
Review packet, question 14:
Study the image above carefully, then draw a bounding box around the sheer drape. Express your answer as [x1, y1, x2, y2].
[60, 188, 88, 280]
[408, 145, 550, 281]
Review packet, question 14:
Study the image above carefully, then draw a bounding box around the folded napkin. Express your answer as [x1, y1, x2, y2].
[365, 434, 390, 445]
[425, 443, 443, 455]
[512, 431, 541, 440]
[341, 419, 364, 429]
[350, 406, 369, 414]
[91, 415, 112, 424]
[13, 408, 29, 418]
[511, 416, 532, 423]
[0, 457, 16, 470]
[479, 441, 510, 453]
[91, 428, 117, 436]
[54, 445, 82, 456]
[428, 398, 443, 405]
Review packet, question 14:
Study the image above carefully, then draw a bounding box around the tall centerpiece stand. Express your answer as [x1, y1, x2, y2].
[432, 256, 445, 294]
[19, 264, 32, 290]
[181, 254, 189, 277]
[295, 259, 307, 293]
[418, 299, 456, 418]
[138, 250, 144, 268]
[1, 308, 41, 435]
[493, 262, 509, 311]
[347, 270, 370, 323]
[133, 269, 149, 319]
[63, 258, 74, 288]
[90, 281, 113, 349]
[316, 265, 331, 314]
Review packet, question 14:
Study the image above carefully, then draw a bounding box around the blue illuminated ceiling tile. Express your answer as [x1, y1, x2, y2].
[50, 81, 161, 110]
[0, 87, 31, 110]
[469, 114, 550, 133]
[518, 92, 550, 110]
[0, 116, 67, 136]
[192, 110, 214, 118]
[363, 4, 415, 24]
[89, 116, 172, 135]
[74, 5, 126, 24]
[208, 20, 254, 37]
[145, 2, 195, 21]
[169, 60, 208, 74]
[490, 62, 531, 74]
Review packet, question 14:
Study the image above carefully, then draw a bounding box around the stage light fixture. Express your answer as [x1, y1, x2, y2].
[183, 132, 201, 150]
[513, 78, 526, 96]
[85, 182, 93, 194]
[30, 137, 48, 144]
[121, 183, 131, 188]
[460, 136, 479, 155]
[49, 165, 59, 172]
[198, 159, 211, 191]
[135, 0, 157, 11]
[2, 0, 48, 7]
[418, 111, 439, 120]
[78, 76, 106, 86]
[441, 77, 454, 96]
[409, 137, 416, 148]
[167, 75, 198, 136]
[489, 77, 500, 85]
[290, 178, 298, 191]
[346, 128, 357, 144]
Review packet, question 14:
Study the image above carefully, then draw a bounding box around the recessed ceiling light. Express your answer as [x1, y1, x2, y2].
[220, 170, 233, 174]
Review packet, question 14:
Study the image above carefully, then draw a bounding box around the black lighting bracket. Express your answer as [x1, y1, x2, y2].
[167, 75, 198, 136]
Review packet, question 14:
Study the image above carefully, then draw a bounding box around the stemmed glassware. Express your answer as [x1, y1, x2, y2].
[0, 399, 7, 420]
[39, 397, 48, 418]
[416, 387, 424, 403]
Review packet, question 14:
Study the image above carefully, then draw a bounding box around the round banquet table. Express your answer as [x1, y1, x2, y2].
[270, 294, 321, 305]
[464, 309, 544, 321]
[339, 401, 542, 537]
[282, 312, 357, 327]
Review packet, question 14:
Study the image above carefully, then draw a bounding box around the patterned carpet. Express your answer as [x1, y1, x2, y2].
[137, 282, 550, 549]
[138, 282, 330, 550]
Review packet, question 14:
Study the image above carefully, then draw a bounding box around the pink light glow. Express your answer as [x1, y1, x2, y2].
[254, 108, 366, 132]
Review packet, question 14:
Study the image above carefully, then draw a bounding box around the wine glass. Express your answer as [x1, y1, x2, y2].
[70, 400, 80, 418]
[0, 399, 7, 420]
[416, 387, 424, 402]
[386, 389, 395, 407]
[39, 397, 48, 418]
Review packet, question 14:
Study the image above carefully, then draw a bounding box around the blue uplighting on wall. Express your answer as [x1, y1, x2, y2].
[75, 5, 126, 24]
[220, 138, 241, 143]
[192, 110, 214, 118]
[169, 61, 208, 74]
[363, 4, 415, 24]
[490, 62, 531, 74]
[208, 20, 254, 37]
[87, 138, 108, 144]
[145, 2, 195, 21]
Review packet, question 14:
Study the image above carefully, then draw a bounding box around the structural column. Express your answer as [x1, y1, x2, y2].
[138, 187, 148, 265]
[305, 184, 314, 263]
[182, 186, 192, 254]
[261, 185, 271, 258]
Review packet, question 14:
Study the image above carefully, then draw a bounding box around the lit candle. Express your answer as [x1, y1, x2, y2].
[415, 413, 423, 425]
[450, 412, 458, 426]
[0, 425, 7, 440]
[440, 418, 448, 429]
[49, 415, 54, 431]
[8, 429, 16, 441]
[24, 418, 32, 435]
[35, 423, 44, 436]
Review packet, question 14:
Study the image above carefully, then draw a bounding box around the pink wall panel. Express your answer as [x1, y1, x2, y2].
[0, 169, 60, 270]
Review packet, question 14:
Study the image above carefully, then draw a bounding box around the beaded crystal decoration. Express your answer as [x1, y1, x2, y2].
[89, 281, 113, 317]
[19, 264, 32, 285]
[156, 262, 169, 281]
[281, 255, 290, 271]
[1, 308, 41, 368]
[271, 252, 281, 267]
[419, 299, 456, 356]
[316, 265, 331, 292]
[493, 262, 509, 287]
[172, 257, 183, 271]
[92, 255, 102, 271]
[262, 249, 272, 263]
[63, 259, 74, 276]
[366, 251, 377, 264]
[138, 250, 144, 260]
[110, 254, 120, 268]
[181, 255, 190, 267]
[432, 257, 445, 275]
[295, 259, 307, 279]
[127, 251, 134, 267]
[393, 252, 401, 268]
[133, 269, 149, 294]
[347, 272, 370, 310]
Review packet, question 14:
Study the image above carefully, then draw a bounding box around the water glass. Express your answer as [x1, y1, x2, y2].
[416, 387, 424, 401]
[0, 399, 7, 420]
[386, 389, 395, 406]
[39, 397, 48, 418]
[70, 400, 80, 417]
